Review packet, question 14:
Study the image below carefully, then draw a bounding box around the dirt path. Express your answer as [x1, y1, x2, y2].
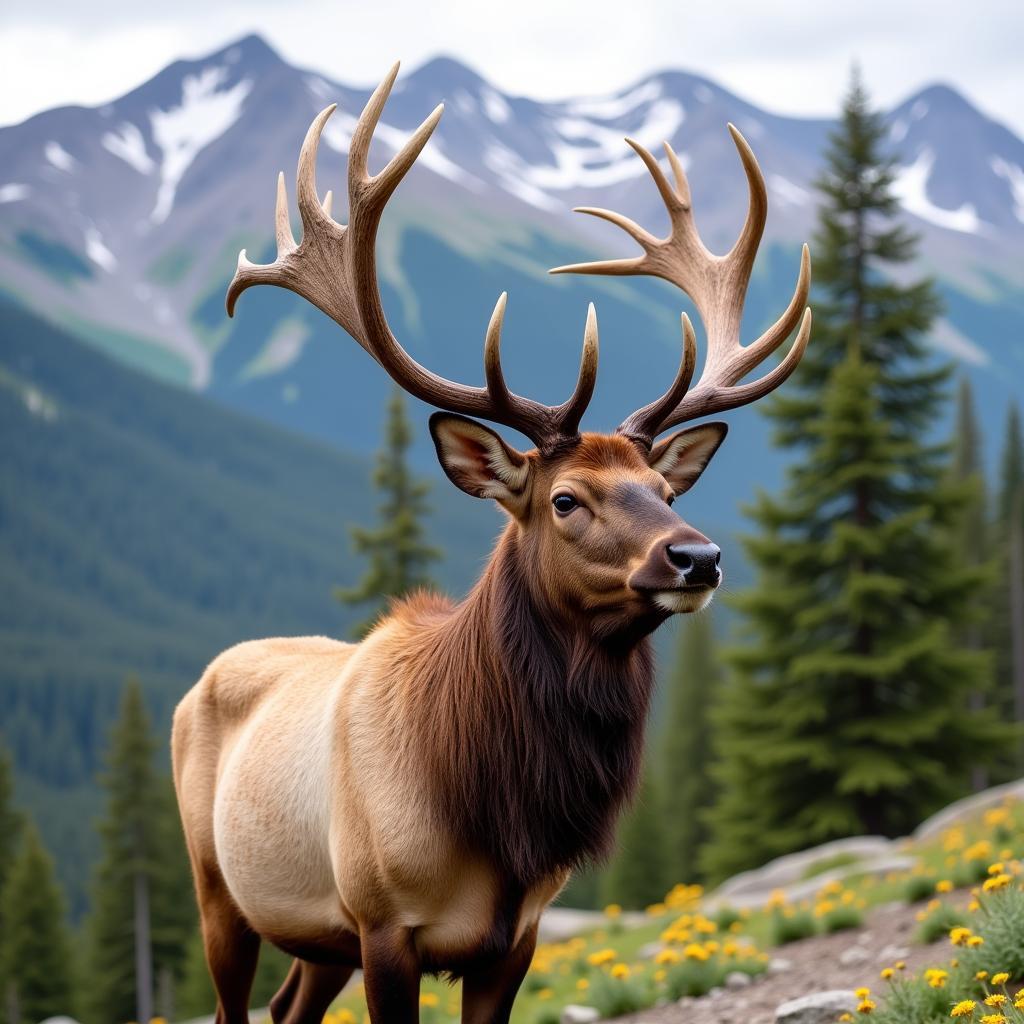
[616, 900, 947, 1023]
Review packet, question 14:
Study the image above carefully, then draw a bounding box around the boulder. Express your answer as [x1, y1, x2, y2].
[560, 1006, 601, 1024]
[774, 990, 858, 1023]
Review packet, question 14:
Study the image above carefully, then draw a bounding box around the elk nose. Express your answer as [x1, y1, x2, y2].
[666, 542, 721, 586]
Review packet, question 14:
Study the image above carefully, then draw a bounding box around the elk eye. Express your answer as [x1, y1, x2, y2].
[552, 494, 578, 515]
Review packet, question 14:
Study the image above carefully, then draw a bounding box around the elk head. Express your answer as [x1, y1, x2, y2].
[227, 63, 811, 635]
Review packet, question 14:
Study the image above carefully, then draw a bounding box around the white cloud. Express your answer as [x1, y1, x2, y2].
[1, 0, 1022, 136]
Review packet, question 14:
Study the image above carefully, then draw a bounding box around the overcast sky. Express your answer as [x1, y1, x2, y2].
[3, 0, 1022, 134]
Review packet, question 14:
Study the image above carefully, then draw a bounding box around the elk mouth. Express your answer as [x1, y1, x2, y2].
[650, 586, 717, 614]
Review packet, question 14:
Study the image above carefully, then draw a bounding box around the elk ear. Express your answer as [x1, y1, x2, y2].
[648, 422, 728, 495]
[430, 413, 531, 510]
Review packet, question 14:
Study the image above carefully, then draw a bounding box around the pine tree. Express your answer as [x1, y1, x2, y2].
[659, 614, 720, 885]
[336, 387, 440, 636]
[0, 749, 22, 1024]
[949, 378, 991, 790]
[0, 824, 75, 1024]
[703, 71, 996, 882]
[993, 404, 1024, 772]
[602, 767, 668, 909]
[0, 748, 22, 929]
[85, 680, 194, 1024]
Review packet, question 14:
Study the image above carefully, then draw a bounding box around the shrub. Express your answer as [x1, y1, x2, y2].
[903, 873, 940, 904]
[586, 969, 654, 1016]
[769, 906, 817, 945]
[712, 904, 743, 932]
[913, 902, 967, 944]
[819, 901, 865, 934]
[663, 956, 725, 999]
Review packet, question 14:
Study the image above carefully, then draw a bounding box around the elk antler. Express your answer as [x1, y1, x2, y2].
[551, 126, 811, 448]
[227, 63, 598, 449]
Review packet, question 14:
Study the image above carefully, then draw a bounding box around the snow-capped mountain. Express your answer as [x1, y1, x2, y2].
[1, 34, 1022, 460]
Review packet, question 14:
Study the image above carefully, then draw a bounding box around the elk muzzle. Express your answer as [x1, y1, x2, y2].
[628, 528, 721, 611]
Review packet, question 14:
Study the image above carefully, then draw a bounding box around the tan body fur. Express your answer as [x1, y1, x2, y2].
[173, 629, 564, 971]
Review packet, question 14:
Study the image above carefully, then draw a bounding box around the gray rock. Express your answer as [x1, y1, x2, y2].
[915, 776, 1024, 839]
[878, 943, 910, 962]
[838, 946, 871, 965]
[725, 971, 753, 989]
[774, 990, 857, 1024]
[560, 1007, 601, 1024]
[768, 957, 793, 975]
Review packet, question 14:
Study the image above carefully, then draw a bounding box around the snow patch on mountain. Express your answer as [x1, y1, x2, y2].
[527, 99, 685, 191]
[931, 319, 989, 366]
[893, 149, 982, 234]
[0, 184, 30, 203]
[321, 109, 481, 189]
[889, 119, 909, 143]
[694, 84, 713, 104]
[45, 141, 76, 172]
[991, 157, 1024, 223]
[481, 88, 511, 124]
[911, 99, 929, 119]
[454, 89, 476, 115]
[102, 122, 155, 174]
[769, 174, 811, 207]
[84, 227, 117, 271]
[149, 66, 252, 224]
[306, 75, 334, 102]
[566, 80, 662, 120]
[483, 144, 560, 210]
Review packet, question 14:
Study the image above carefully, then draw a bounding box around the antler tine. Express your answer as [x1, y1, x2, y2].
[275, 173, 296, 255]
[483, 292, 516, 413]
[549, 123, 811, 444]
[618, 313, 698, 444]
[553, 303, 599, 436]
[296, 104, 337, 232]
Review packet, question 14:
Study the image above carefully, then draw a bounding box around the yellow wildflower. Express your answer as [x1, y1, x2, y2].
[985, 994, 1007, 1007]
[950, 1001, 976, 1017]
[967, 935, 985, 948]
[576, 978, 589, 991]
[586, 948, 616, 966]
[924, 968, 949, 988]
[604, 903, 622, 918]
[654, 948, 680, 965]
[937, 879, 954, 893]
[991, 972, 1010, 985]
[950, 926, 973, 946]
[855, 987, 871, 999]
[610, 963, 631, 980]
[857, 998, 876, 1013]
[983, 874, 1012, 893]
[881, 967, 894, 980]
[979, 1015, 1008, 1024]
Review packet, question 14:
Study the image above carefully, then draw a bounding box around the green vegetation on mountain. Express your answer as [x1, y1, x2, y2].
[704, 71, 999, 880]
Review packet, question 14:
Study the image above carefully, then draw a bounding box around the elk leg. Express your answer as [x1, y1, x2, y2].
[460, 923, 537, 1024]
[360, 927, 421, 1023]
[268, 960, 302, 1023]
[197, 870, 260, 1024]
[272, 960, 355, 1024]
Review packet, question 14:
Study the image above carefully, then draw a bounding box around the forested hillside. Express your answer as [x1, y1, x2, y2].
[0, 299, 496, 914]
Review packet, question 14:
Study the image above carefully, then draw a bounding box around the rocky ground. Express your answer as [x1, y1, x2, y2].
[614, 900, 947, 1024]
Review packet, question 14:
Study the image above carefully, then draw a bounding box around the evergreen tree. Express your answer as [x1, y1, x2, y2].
[336, 387, 440, 636]
[949, 378, 991, 790]
[0, 749, 22, 929]
[0, 824, 74, 1024]
[660, 614, 720, 885]
[85, 680, 194, 1024]
[993, 404, 1024, 771]
[602, 766, 668, 909]
[703, 71, 996, 882]
[0, 749, 22, 1024]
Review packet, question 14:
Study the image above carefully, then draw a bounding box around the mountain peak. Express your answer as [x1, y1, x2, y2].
[206, 33, 284, 71]
[406, 54, 488, 92]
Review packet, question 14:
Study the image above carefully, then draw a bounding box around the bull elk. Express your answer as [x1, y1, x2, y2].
[172, 62, 811, 1024]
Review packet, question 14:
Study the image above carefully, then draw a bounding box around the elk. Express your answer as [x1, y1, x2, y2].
[171, 62, 811, 1024]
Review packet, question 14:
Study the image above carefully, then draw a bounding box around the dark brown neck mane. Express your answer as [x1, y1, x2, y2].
[406, 525, 657, 888]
